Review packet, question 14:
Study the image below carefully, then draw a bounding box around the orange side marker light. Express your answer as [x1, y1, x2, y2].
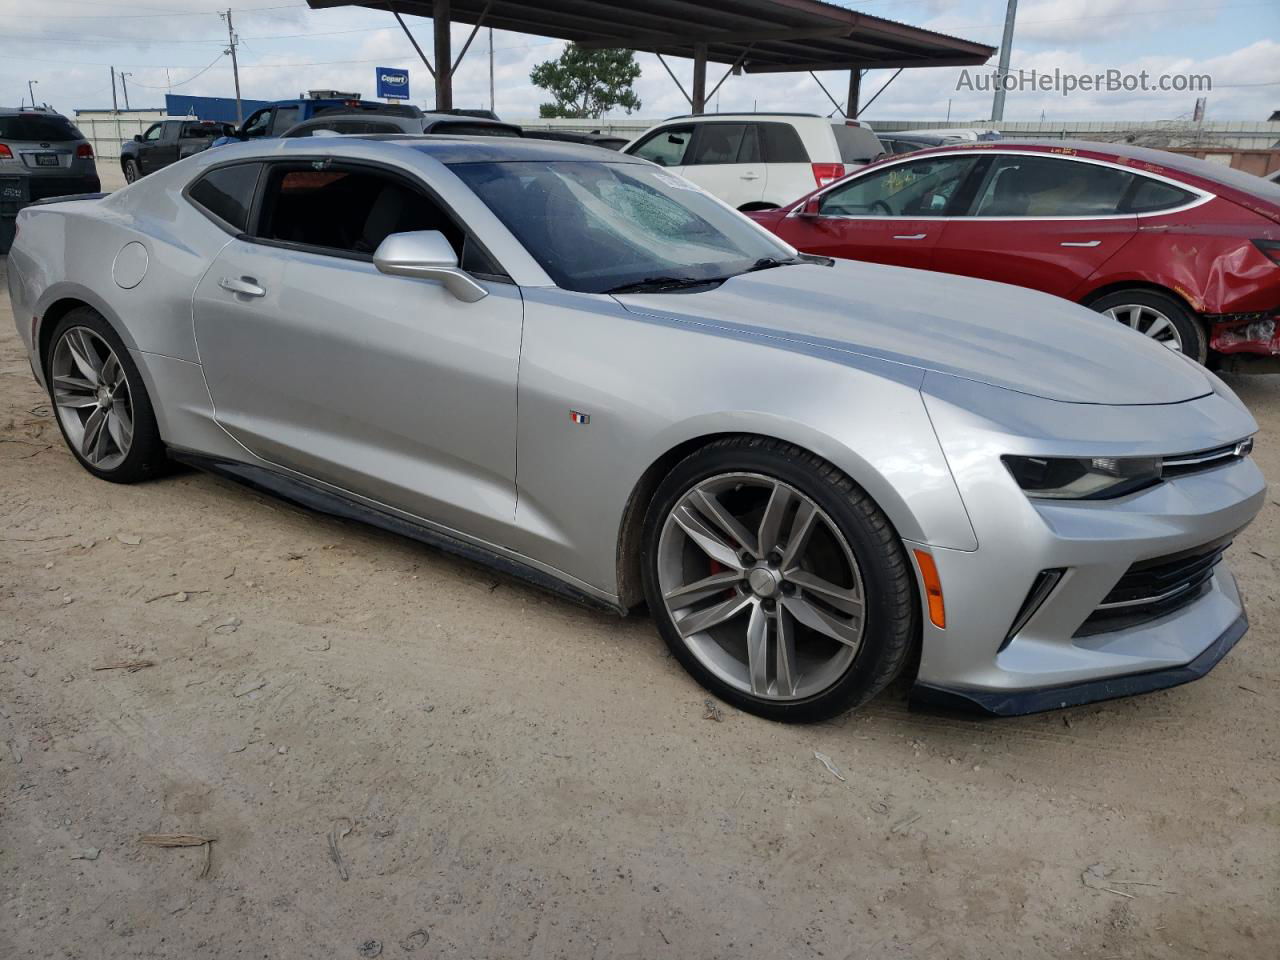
[913, 549, 946, 629]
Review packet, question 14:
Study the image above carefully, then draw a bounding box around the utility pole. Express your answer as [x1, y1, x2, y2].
[488, 26, 495, 114]
[991, 0, 1017, 122]
[220, 8, 243, 126]
[27, 79, 38, 109]
[110, 66, 120, 147]
[119, 72, 132, 110]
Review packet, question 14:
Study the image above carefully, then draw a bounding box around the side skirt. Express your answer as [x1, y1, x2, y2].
[172, 452, 625, 616]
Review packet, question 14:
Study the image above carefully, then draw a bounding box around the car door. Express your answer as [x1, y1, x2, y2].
[624, 123, 694, 178]
[154, 121, 183, 170]
[136, 122, 165, 174]
[773, 154, 982, 271]
[190, 159, 525, 545]
[932, 153, 1139, 299]
[677, 122, 766, 208]
[239, 107, 274, 141]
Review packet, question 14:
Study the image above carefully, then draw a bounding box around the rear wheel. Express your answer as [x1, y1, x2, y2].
[44, 307, 167, 483]
[641, 437, 917, 723]
[123, 159, 141, 183]
[1089, 289, 1207, 363]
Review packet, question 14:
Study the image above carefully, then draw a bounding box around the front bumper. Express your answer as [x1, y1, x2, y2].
[912, 372, 1265, 715]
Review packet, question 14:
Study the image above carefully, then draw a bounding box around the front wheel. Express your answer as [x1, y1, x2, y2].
[1089, 289, 1207, 363]
[123, 159, 141, 183]
[641, 437, 917, 723]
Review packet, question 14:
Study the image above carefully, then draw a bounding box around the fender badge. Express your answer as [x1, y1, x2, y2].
[569, 410, 590, 425]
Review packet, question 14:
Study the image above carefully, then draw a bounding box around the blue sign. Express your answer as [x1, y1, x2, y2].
[376, 67, 410, 100]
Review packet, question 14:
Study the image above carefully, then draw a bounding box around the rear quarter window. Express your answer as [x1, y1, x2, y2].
[187, 162, 263, 232]
[758, 123, 809, 163]
[1124, 177, 1197, 213]
[831, 124, 884, 164]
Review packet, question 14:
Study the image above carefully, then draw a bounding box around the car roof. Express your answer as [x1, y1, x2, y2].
[385, 135, 649, 164]
[914, 138, 1280, 199]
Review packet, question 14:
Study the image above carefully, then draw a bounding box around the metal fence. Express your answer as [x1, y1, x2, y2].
[73, 110, 168, 162]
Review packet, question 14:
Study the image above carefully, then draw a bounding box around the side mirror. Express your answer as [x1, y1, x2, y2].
[133, 135, 142, 143]
[372, 230, 488, 303]
[799, 196, 823, 216]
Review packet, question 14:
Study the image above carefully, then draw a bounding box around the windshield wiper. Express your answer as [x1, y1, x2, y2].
[744, 256, 804, 273]
[603, 276, 728, 294]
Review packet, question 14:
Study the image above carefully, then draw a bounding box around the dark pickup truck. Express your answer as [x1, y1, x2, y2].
[120, 118, 235, 182]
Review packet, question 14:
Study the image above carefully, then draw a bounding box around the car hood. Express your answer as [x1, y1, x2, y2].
[613, 260, 1212, 406]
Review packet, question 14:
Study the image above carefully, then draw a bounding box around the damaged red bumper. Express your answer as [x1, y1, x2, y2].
[1209, 313, 1280, 355]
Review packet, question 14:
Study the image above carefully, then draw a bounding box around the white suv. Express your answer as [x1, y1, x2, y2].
[622, 113, 884, 210]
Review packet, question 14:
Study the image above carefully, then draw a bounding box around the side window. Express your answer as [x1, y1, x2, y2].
[271, 106, 301, 135]
[1124, 177, 1196, 213]
[759, 122, 809, 163]
[820, 156, 978, 217]
[687, 123, 750, 165]
[242, 109, 273, 139]
[971, 156, 1136, 217]
[252, 164, 500, 276]
[187, 162, 263, 232]
[628, 125, 693, 167]
[142, 123, 163, 142]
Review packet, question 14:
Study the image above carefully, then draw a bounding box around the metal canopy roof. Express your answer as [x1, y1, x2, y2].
[307, 0, 995, 72]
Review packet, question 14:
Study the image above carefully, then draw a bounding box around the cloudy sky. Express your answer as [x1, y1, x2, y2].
[0, 0, 1275, 124]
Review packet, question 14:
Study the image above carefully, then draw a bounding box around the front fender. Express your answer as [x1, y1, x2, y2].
[511, 288, 977, 598]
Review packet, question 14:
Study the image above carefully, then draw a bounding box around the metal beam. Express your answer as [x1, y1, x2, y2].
[451, 0, 492, 74]
[690, 42, 707, 114]
[810, 70, 844, 114]
[706, 44, 753, 103]
[390, 4, 435, 79]
[744, 55, 989, 72]
[655, 53, 692, 107]
[846, 68, 861, 118]
[575, 24, 851, 50]
[857, 67, 902, 115]
[433, 0, 452, 111]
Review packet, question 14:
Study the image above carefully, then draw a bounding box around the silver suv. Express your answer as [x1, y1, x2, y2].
[1, 108, 101, 207]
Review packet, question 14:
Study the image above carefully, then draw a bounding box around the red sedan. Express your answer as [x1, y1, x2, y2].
[747, 141, 1280, 367]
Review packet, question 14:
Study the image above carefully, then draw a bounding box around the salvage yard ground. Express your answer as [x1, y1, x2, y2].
[2, 211, 1279, 955]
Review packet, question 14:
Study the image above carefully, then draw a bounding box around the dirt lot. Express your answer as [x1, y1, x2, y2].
[1, 238, 1278, 958]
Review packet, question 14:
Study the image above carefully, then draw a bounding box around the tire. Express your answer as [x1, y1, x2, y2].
[641, 436, 917, 723]
[1089, 289, 1207, 364]
[43, 307, 167, 484]
[123, 159, 141, 183]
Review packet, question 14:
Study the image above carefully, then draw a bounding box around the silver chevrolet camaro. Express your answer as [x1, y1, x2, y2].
[6, 136, 1266, 722]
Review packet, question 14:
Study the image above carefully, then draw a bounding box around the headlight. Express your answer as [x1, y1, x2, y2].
[1003, 455, 1162, 500]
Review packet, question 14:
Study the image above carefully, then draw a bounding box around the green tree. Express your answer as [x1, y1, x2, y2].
[530, 44, 642, 119]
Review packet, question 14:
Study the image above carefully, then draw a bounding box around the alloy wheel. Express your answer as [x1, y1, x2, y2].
[1103, 303, 1184, 352]
[656, 472, 866, 701]
[50, 326, 135, 471]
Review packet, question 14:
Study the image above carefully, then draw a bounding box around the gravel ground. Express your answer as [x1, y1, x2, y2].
[1, 236, 1278, 958]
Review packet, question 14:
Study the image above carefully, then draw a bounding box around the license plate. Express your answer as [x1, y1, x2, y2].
[35, 153, 59, 167]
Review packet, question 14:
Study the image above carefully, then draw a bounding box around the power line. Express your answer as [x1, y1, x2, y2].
[17, 2, 303, 20]
[125, 51, 227, 88]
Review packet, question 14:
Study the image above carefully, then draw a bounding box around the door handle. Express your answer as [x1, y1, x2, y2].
[1060, 240, 1101, 247]
[740, 174, 760, 180]
[219, 276, 266, 297]
[893, 233, 927, 240]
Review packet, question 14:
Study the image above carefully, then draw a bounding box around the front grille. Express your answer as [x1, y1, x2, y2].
[1075, 537, 1231, 637]
[1162, 438, 1252, 479]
